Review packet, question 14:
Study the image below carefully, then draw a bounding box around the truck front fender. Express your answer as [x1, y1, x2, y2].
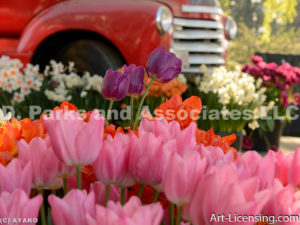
[17, 0, 172, 65]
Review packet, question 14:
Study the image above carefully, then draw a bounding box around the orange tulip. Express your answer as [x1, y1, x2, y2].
[20, 119, 46, 143]
[195, 128, 237, 156]
[145, 76, 188, 98]
[53, 101, 78, 112]
[154, 95, 202, 129]
[0, 118, 47, 165]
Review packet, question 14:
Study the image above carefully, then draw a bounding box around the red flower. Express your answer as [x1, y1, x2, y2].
[242, 136, 254, 150]
[279, 91, 289, 108]
[293, 93, 300, 106]
[251, 55, 263, 64]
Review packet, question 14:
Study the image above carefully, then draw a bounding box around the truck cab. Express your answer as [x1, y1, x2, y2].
[0, 0, 236, 76]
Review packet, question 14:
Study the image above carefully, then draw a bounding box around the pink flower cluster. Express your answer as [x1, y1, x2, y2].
[242, 56, 300, 108]
[0, 108, 300, 225]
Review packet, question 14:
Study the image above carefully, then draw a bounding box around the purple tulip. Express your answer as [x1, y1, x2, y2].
[146, 46, 182, 83]
[101, 69, 129, 101]
[124, 64, 145, 96]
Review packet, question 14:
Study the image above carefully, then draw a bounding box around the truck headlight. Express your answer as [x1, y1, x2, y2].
[225, 17, 237, 40]
[156, 6, 173, 35]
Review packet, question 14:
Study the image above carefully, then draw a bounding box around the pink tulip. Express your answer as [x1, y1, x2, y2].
[0, 159, 32, 195]
[139, 118, 181, 141]
[197, 144, 234, 166]
[129, 133, 166, 190]
[57, 162, 76, 179]
[237, 151, 275, 189]
[256, 151, 275, 189]
[262, 179, 300, 225]
[90, 181, 120, 205]
[162, 151, 206, 205]
[92, 133, 134, 187]
[0, 190, 42, 225]
[86, 205, 120, 225]
[275, 151, 293, 186]
[262, 179, 295, 218]
[43, 109, 104, 166]
[236, 151, 262, 179]
[139, 118, 197, 155]
[17, 136, 61, 189]
[49, 189, 96, 225]
[108, 196, 163, 225]
[173, 122, 197, 156]
[186, 164, 270, 225]
[288, 148, 300, 188]
[86, 196, 163, 225]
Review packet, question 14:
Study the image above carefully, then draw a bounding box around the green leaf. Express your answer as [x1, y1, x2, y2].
[266, 119, 275, 132]
[258, 120, 267, 131]
[47, 207, 54, 225]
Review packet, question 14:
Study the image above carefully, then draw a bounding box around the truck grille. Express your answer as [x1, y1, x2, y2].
[172, 7, 225, 74]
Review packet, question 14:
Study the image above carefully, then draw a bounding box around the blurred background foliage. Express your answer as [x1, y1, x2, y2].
[219, 0, 300, 67]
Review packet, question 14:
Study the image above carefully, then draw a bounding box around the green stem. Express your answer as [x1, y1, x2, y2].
[51, 189, 56, 195]
[130, 96, 134, 129]
[137, 184, 145, 199]
[134, 78, 155, 129]
[249, 129, 254, 138]
[38, 189, 47, 225]
[105, 100, 114, 122]
[105, 184, 110, 207]
[63, 178, 68, 195]
[176, 205, 182, 225]
[262, 132, 271, 148]
[76, 167, 82, 190]
[32, 189, 37, 197]
[121, 187, 126, 205]
[153, 190, 160, 203]
[170, 203, 175, 225]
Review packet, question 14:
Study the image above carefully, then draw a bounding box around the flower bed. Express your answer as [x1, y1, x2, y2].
[0, 47, 299, 225]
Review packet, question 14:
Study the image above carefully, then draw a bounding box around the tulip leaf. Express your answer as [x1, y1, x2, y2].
[47, 207, 54, 225]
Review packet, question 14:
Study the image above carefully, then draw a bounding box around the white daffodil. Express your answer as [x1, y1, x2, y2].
[68, 61, 75, 72]
[24, 64, 39, 77]
[21, 84, 31, 96]
[80, 91, 87, 98]
[0, 109, 11, 123]
[177, 74, 187, 84]
[248, 120, 259, 130]
[13, 92, 25, 103]
[31, 80, 42, 91]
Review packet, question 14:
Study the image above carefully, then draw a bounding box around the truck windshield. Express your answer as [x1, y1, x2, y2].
[190, 0, 220, 6]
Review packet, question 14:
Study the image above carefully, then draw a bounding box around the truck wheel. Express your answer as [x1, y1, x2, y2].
[55, 40, 125, 76]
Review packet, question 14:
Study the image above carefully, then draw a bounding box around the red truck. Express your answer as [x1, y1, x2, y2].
[0, 0, 236, 75]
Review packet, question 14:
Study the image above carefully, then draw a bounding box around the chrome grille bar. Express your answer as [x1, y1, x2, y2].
[174, 18, 223, 29]
[182, 5, 223, 14]
[189, 55, 225, 65]
[173, 30, 223, 39]
[173, 42, 224, 53]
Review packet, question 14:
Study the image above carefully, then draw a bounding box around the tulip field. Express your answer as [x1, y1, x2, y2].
[0, 46, 299, 225]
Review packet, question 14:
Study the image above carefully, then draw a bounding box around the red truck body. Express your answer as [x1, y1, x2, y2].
[0, 0, 234, 74]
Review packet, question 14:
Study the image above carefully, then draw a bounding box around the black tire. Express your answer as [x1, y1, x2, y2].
[55, 40, 125, 76]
